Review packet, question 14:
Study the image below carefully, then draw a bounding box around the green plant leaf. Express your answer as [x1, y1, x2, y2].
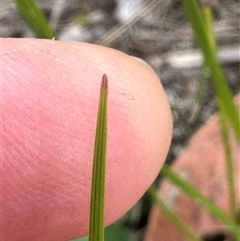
[201, 4, 216, 52]
[14, 0, 56, 38]
[219, 109, 238, 221]
[189, 65, 209, 123]
[72, 236, 88, 241]
[184, 0, 239, 226]
[72, 222, 135, 241]
[202, 4, 238, 223]
[104, 223, 136, 241]
[181, 0, 240, 142]
[88, 74, 108, 241]
[160, 164, 240, 240]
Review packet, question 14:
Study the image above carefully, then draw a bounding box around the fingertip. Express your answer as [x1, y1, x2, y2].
[2, 38, 172, 241]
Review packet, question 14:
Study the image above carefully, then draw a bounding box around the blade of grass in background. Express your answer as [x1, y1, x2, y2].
[181, 0, 240, 143]
[201, 4, 216, 52]
[219, 109, 237, 222]
[202, 4, 238, 224]
[14, 0, 56, 38]
[148, 185, 202, 241]
[160, 164, 240, 240]
[188, 65, 209, 123]
[88, 74, 108, 241]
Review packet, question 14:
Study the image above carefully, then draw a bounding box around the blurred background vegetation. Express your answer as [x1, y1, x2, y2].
[2, 0, 239, 240]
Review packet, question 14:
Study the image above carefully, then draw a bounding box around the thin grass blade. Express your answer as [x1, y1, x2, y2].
[189, 65, 209, 123]
[219, 109, 238, 221]
[202, 4, 238, 222]
[148, 185, 202, 241]
[160, 164, 240, 240]
[88, 74, 108, 241]
[14, 0, 56, 38]
[181, 0, 240, 142]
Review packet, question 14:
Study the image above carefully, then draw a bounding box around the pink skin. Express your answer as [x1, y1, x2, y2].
[1, 38, 172, 241]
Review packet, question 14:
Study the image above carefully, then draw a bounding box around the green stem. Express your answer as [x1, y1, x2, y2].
[89, 74, 108, 241]
[219, 109, 237, 221]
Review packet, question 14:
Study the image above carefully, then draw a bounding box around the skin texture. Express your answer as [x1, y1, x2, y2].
[1, 38, 172, 241]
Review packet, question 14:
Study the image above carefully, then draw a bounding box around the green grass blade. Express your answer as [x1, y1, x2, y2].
[189, 65, 209, 123]
[202, 4, 238, 222]
[88, 74, 108, 241]
[182, 0, 240, 142]
[202, 4, 216, 52]
[219, 109, 238, 221]
[185, 0, 239, 225]
[148, 185, 202, 241]
[14, 0, 56, 38]
[160, 164, 240, 240]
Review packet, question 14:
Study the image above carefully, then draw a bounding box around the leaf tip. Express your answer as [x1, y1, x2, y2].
[101, 74, 108, 91]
